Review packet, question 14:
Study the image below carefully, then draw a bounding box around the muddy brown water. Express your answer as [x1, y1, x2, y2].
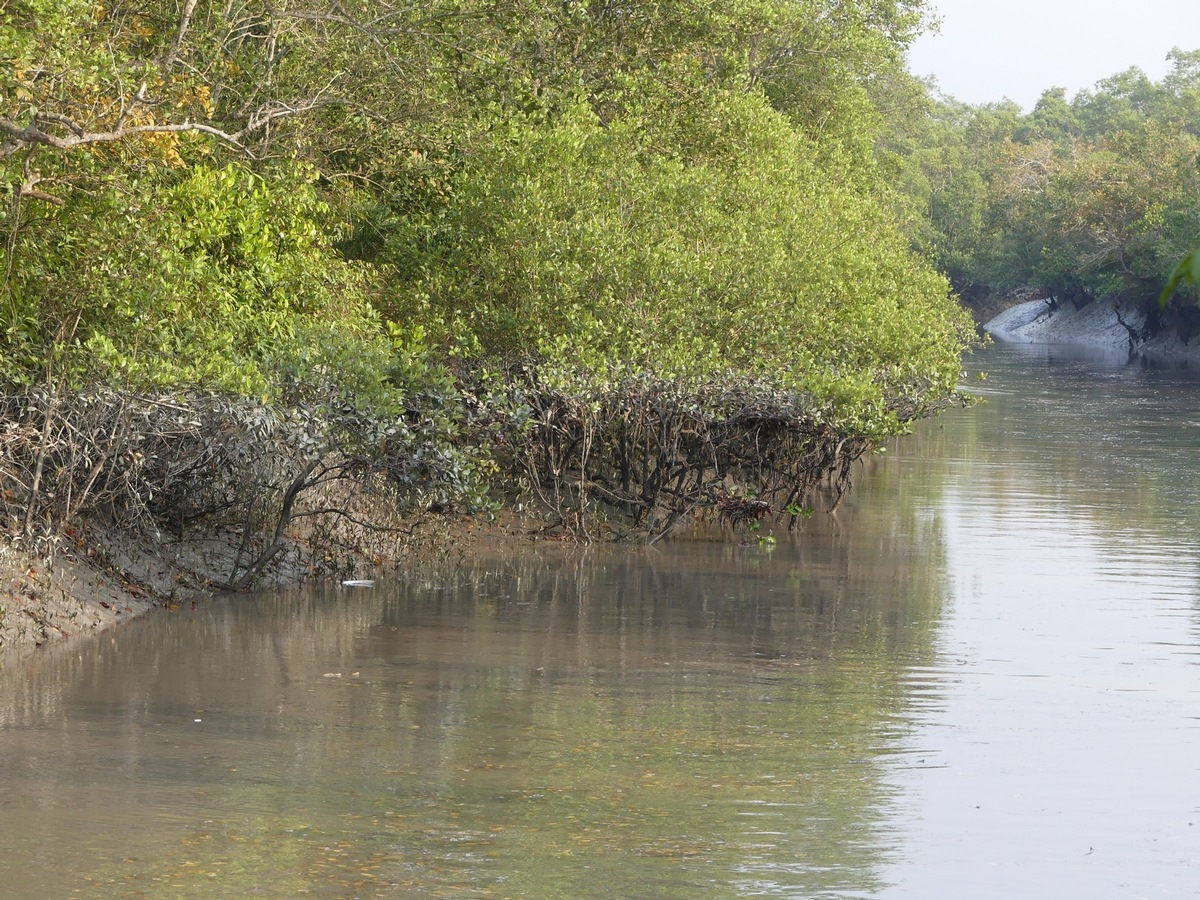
[3, 342, 1200, 897]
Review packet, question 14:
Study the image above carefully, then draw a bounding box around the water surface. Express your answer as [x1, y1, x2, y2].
[3, 342, 1200, 897]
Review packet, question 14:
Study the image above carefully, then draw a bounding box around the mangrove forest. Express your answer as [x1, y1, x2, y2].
[2, 1, 1198, 586]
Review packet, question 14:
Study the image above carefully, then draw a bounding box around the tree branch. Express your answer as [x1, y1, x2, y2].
[0, 115, 251, 158]
[162, 0, 200, 72]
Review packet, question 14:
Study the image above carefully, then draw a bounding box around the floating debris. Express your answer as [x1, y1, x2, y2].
[341, 579, 375, 588]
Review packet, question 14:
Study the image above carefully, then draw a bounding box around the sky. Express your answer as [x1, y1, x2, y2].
[907, 0, 1200, 111]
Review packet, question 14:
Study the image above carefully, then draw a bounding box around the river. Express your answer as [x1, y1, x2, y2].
[2, 342, 1200, 897]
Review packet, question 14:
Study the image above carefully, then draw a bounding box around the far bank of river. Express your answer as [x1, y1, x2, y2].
[986, 293, 1200, 361]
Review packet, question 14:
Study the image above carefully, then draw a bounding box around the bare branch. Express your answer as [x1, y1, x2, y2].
[114, 82, 148, 132]
[239, 78, 342, 136]
[0, 115, 253, 158]
[290, 505, 421, 535]
[162, 0, 201, 72]
[1, 57, 345, 161]
[14, 166, 65, 207]
[33, 113, 86, 138]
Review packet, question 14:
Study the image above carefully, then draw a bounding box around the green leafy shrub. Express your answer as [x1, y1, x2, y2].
[395, 92, 974, 439]
[1, 162, 378, 394]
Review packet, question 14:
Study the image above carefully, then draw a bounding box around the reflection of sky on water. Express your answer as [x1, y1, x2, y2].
[876, 343, 1200, 897]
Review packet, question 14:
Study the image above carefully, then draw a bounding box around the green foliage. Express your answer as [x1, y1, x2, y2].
[1161, 251, 1200, 304]
[2, 162, 378, 394]
[396, 91, 972, 438]
[889, 51, 1200, 305]
[3, 1, 982, 540]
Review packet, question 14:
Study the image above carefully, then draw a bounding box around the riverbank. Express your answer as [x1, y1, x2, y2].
[0, 520, 306, 662]
[0, 362, 962, 664]
[0, 387, 960, 666]
[2, 463, 869, 663]
[0, 506, 538, 664]
[984, 294, 1200, 360]
[0, 537, 156, 659]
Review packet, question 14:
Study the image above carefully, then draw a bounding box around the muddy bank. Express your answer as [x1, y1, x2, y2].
[955, 286, 1043, 328]
[0, 539, 156, 660]
[0, 522, 306, 664]
[0, 509, 535, 666]
[985, 295, 1200, 361]
[0, 372, 923, 665]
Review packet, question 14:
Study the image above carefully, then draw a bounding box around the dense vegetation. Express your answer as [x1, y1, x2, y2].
[4, 1, 977, 564]
[889, 49, 1200, 312]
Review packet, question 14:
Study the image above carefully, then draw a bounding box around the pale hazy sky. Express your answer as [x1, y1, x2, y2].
[908, 0, 1200, 110]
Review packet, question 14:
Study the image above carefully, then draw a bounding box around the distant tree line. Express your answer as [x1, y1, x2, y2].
[886, 49, 1200, 311]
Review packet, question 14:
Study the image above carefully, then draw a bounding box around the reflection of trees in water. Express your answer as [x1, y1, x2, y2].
[341, 517, 948, 896]
[0, 500, 949, 896]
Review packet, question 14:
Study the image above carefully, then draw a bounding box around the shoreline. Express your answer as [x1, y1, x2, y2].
[1, 538, 158, 664]
[0, 508, 541, 666]
[984, 295, 1200, 361]
[1, 522, 288, 665]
